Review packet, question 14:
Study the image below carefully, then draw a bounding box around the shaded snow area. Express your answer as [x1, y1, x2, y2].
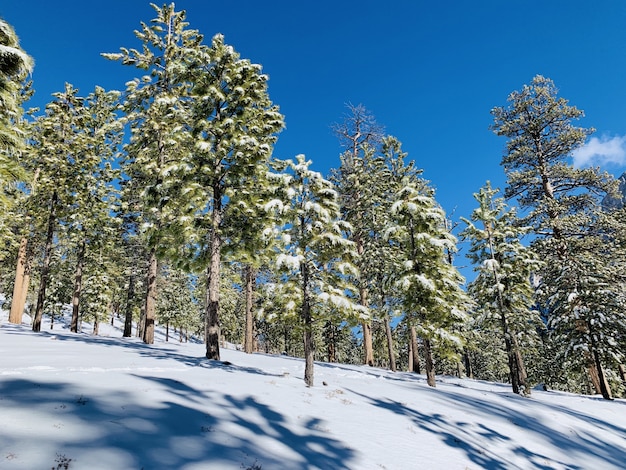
[1, 311, 625, 469]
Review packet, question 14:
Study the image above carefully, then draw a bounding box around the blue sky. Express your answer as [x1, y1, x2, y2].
[3, 1, 626, 266]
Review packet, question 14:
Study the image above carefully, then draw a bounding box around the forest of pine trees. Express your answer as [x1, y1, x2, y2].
[1, 5, 625, 396]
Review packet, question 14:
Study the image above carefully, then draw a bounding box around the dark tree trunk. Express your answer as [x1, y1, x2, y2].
[463, 351, 474, 380]
[33, 191, 58, 332]
[143, 249, 158, 344]
[244, 264, 255, 354]
[205, 188, 222, 360]
[123, 272, 135, 337]
[302, 262, 314, 387]
[424, 337, 436, 387]
[325, 320, 337, 363]
[70, 240, 86, 333]
[384, 314, 396, 372]
[409, 326, 421, 374]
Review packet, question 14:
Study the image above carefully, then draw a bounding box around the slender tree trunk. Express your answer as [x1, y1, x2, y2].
[384, 313, 396, 372]
[123, 272, 135, 337]
[424, 337, 436, 387]
[33, 191, 58, 332]
[325, 320, 337, 363]
[165, 322, 169, 342]
[205, 189, 222, 360]
[10, 169, 40, 324]
[70, 240, 86, 333]
[619, 364, 626, 383]
[244, 264, 255, 354]
[409, 326, 421, 374]
[137, 305, 145, 338]
[93, 319, 99, 335]
[464, 351, 474, 379]
[302, 262, 314, 387]
[9, 237, 28, 324]
[356, 238, 374, 366]
[143, 248, 158, 344]
[588, 321, 612, 400]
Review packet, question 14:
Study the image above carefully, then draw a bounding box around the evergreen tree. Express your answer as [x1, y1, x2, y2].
[265, 155, 367, 386]
[173, 32, 284, 360]
[331, 103, 385, 366]
[461, 182, 544, 395]
[385, 177, 470, 387]
[103, 3, 199, 344]
[492, 75, 619, 399]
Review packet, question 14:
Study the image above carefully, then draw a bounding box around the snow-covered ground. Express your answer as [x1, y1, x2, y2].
[1, 309, 625, 470]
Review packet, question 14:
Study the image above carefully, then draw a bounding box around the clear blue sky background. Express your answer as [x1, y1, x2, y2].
[3, 1, 626, 270]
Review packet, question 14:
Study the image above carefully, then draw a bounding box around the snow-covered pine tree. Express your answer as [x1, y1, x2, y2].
[27, 84, 89, 332]
[265, 155, 368, 386]
[385, 176, 470, 387]
[491, 75, 620, 399]
[172, 33, 284, 360]
[2, 17, 34, 325]
[461, 182, 543, 395]
[331, 103, 386, 366]
[103, 3, 198, 344]
[65, 86, 122, 333]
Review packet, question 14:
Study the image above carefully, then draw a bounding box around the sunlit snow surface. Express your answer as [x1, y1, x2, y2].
[1, 309, 625, 469]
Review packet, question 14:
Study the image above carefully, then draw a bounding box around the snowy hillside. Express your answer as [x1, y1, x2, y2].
[1, 311, 625, 470]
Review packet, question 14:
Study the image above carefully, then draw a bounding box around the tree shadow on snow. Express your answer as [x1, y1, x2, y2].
[346, 387, 626, 470]
[0, 376, 355, 469]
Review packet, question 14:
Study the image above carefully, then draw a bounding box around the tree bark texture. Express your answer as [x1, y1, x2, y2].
[9, 237, 28, 324]
[70, 240, 86, 333]
[409, 326, 421, 374]
[142, 249, 158, 344]
[244, 265, 255, 354]
[205, 191, 222, 361]
[424, 337, 436, 387]
[32, 191, 58, 332]
[123, 272, 135, 337]
[384, 314, 396, 372]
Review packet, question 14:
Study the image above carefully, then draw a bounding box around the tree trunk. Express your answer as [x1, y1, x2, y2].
[619, 364, 626, 383]
[137, 305, 145, 338]
[9, 237, 28, 324]
[205, 189, 222, 360]
[93, 319, 99, 336]
[424, 337, 436, 387]
[356, 238, 374, 366]
[302, 262, 314, 387]
[165, 322, 169, 342]
[588, 322, 613, 400]
[142, 248, 158, 344]
[463, 351, 474, 380]
[70, 240, 86, 333]
[10, 169, 40, 324]
[511, 332, 530, 395]
[409, 326, 421, 374]
[33, 191, 58, 332]
[325, 320, 337, 363]
[244, 264, 255, 354]
[384, 313, 396, 372]
[123, 272, 135, 337]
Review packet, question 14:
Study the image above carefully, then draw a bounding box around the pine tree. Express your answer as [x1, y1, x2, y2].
[385, 177, 470, 387]
[331, 103, 385, 366]
[172, 33, 284, 360]
[103, 3, 199, 344]
[492, 75, 619, 399]
[265, 155, 367, 386]
[461, 182, 543, 395]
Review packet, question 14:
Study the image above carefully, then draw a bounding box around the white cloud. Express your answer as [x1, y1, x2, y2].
[572, 135, 626, 168]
